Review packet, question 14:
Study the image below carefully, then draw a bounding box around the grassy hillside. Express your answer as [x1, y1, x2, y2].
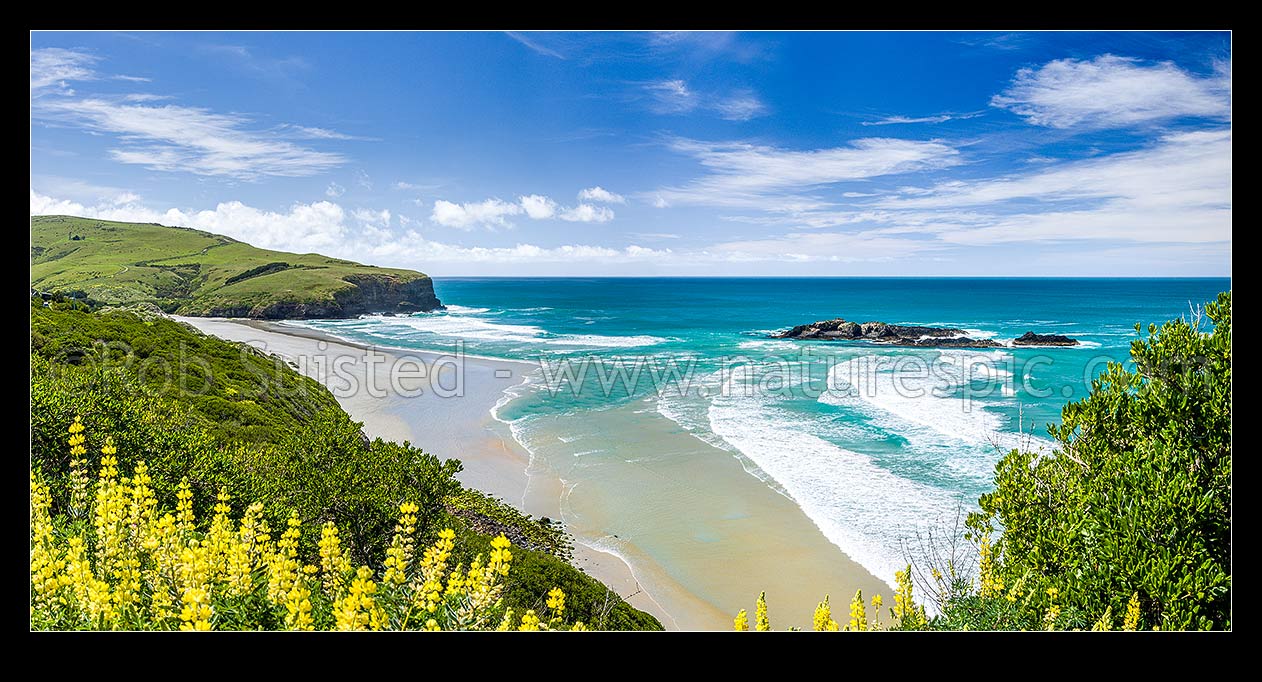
[30, 215, 440, 318]
[30, 296, 662, 630]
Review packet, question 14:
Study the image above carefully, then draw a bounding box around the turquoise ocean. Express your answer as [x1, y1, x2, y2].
[294, 277, 1228, 592]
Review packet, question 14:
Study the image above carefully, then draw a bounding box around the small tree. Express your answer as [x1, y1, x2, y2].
[968, 292, 1231, 630]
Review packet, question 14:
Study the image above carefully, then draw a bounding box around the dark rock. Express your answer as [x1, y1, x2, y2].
[1012, 331, 1079, 346]
[772, 317, 1009, 348]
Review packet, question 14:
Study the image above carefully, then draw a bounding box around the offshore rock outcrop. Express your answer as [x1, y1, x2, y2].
[772, 318, 1079, 348]
[1011, 331, 1080, 346]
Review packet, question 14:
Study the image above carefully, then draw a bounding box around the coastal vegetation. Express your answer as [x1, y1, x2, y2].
[31, 215, 441, 318]
[29, 295, 661, 630]
[742, 293, 1231, 631]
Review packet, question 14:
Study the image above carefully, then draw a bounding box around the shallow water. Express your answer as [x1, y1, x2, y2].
[296, 277, 1228, 611]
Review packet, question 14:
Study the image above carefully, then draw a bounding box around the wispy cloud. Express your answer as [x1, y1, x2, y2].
[200, 44, 310, 87]
[861, 112, 981, 126]
[870, 129, 1231, 244]
[280, 124, 377, 141]
[111, 74, 151, 83]
[354, 169, 373, 190]
[645, 79, 696, 114]
[505, 32, 566, 60]
[577, 186, 625, 204]
[991, 54, 1230, 129]
[652, 137, 962, 210]
[713, 91, 768, 121]
[326, 182, 345, 198]
[30, 48, 97, 93]
[643, 79, 768, 121]
[646, 31, 769, 63]
[38, 98, 345, 180]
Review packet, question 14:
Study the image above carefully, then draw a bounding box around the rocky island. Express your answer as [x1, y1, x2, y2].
[771, 318, 1079, 348]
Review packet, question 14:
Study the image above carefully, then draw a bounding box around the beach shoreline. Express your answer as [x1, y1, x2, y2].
[174, 316, 691, 628]
[175, 315, 894, 631]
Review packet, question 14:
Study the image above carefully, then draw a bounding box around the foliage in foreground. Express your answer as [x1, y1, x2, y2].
[736, 293, 1231, 631]
[30, 302, 660, 630]
[31, 433, 584, 631]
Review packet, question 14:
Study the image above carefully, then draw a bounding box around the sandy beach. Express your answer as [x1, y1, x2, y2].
[177, 316, 890, 630]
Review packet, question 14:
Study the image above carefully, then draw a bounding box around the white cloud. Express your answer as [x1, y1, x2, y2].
[111, 74, 152, 83]
[121, 93, 171, 103]
[505, 32, 566, 60]
[282, 125, 374, 141]
[325, 182, 345, 198]
[559, 204, 614, 223]
[861, 112, 981, 126]
[30, 190, 666, 268]
[431, 192, 616, 227]
[855, 129, 1232, 244]
[653, 137, 961, 209]
[644, 80, 769, 121]
[577, 186, 625, 204]
[31, 190, 349, 250]
[991, 54, 1230, 129]
[519, 194, 558, 219]
[646, 79, 696, 114]
[431, 198, 522, 230]
[30, 48, 97, 93]
[352, 208, 391, 228]
[354, 169, 373, 190]
[652, 195, 669, 209]
[714, 91, 768, 121]
[36, 98, 345, 180]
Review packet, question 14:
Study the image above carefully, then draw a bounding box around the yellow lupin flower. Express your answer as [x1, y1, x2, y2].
[978, 535, 1004, 597]
[318, 521, 352, 599]
[518, 609, 542, 631]
[1123, 592, 1141, 631]
[755, 591, 770, 631]
[383, 502, 419, 586]
[870, 594, 883, 631]
[893, 566, 924, 629]
[546, 587, 566, 616]
[1043, 587, 1061, 630]
[1092, 606, 1113, 631]
[66, 417, 92, 516]
[812, 595, 839, 631]
[733, 609, 749, 631]
[847, 590, 868, 632]
[497, 607, 515, 631]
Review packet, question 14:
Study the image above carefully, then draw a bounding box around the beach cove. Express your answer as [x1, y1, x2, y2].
[178, 316, 892, 630]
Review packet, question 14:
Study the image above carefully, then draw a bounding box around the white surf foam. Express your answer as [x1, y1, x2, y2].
[707, 366, 967, 590]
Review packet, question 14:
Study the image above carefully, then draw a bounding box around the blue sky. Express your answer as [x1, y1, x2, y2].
[30, 31, 1231, 276]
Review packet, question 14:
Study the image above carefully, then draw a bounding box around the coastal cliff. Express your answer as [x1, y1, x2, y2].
[30, 215, 443, 319]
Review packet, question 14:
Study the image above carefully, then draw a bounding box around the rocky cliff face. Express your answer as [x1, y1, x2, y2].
[193, 274, 444, 319]
[335, 274, 443, 316]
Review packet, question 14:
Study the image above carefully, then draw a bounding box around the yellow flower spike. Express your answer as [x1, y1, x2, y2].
[754, 591, 770, 631]
[734, 609, 749, 631]
[1123, 592, 1141, 631]
[893, 565, 924, 629]
[847, 590, 867, 631]
[812, 595, 839, 631]
[497, 607, 515, 631]
[1092, 606, 1113, 631]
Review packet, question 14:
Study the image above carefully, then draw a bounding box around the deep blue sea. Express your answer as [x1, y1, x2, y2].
[297, 277, 1229, 585]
